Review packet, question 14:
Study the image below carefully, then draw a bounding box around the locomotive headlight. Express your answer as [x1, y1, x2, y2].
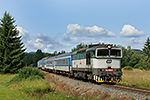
[108, 45, 111, 48]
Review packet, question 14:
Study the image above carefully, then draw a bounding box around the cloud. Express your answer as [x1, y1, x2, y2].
[128, 38, 144, 45]
[66, 24, 116, 37]
[26, 33, 70, 52]
[16, 26, 70, 52]
[17, 26, 30, 43]
[62, 33, 71, 41]
[26, 39, 44, 48]
[119, 25, 145, 37]
[121, 37, 145, 49]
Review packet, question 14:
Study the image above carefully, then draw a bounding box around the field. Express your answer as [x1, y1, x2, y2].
[0, 74, 36, 100]
[120, 69, 150, 89]
[0, 69, 149, 100]
[0, 74, 78, 100]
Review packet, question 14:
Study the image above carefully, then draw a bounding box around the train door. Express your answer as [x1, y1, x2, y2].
[86, 53, 91, 65]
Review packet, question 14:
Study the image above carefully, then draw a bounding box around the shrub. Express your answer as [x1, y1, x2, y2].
[10, 67, 44, 83]
[123, 66, 133, 70]
[138, 67, 144, 70]
[134, 63, 141, 69]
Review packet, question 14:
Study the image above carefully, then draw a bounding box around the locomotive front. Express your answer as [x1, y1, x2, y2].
[92, 45, 122, 82]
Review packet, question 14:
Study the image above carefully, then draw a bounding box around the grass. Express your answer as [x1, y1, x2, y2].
[0, 68, 149, 100]
[119, 69, 150, 88]
[0, 74, 36, 100]
[0, 74, 78, 100]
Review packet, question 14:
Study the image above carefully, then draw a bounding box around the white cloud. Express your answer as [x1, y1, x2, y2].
[26, 33, 71, 52]
[17, 26, 30, 43]
[119, 25, 145, 37]
[121, 37, 145, 49]
[47, 44, 52, 48]
[62, 33, 71, 41]
[66, 24, 116, 37]
[35, 39, 43, 42]
[26, 39, 44, 48]
[128, 37, 144, 45]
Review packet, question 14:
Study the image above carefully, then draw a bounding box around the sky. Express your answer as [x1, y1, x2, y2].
[0, 0, 150, 53]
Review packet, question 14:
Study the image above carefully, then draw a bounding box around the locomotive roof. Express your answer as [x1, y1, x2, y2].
[73, 44, 120, 54]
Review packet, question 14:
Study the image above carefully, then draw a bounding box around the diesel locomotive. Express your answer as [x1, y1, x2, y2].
[38, 44, 122, 82]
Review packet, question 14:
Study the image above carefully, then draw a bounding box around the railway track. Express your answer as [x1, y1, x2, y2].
[42, 69, 150, 96]
[101, 84, 150, 95]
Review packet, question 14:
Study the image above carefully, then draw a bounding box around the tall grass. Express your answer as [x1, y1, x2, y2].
[0, 74, 38, 100]
[120, 69, 150, 88]
[18, 79, 54, 95]
[9, 67, 54, 98]
[8, 67, 78, 99]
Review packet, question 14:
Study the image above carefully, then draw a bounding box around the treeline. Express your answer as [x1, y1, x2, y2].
[23, 50, 66, 67]
[24, 37, 150, 71]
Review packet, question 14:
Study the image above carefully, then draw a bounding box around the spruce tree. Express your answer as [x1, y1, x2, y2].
[143, 37, 150, 60]
[141, 37, 150, 70]
[0, 12, 26, 73]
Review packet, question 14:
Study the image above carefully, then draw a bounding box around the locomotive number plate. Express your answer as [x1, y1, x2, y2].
[106, 59, 112, 64]
[105, 69, 114, 72]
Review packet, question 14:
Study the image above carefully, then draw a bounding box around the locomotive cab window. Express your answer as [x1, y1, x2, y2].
[97, 49, 109, 56]
[110, 49, 121, 57]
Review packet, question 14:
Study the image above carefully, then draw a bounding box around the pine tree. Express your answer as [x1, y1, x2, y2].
[141, 37, 150, 70]
[143, 37, 150, 60]
[0, 12, 26, 73]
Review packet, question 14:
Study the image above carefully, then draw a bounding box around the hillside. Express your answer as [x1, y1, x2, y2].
[133, 49, 147, 56]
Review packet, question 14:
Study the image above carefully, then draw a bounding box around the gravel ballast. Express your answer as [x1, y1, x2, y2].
[54, 74, 150, 100]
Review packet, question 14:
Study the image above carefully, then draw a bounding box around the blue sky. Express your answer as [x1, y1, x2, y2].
[0, 0, 150, 53]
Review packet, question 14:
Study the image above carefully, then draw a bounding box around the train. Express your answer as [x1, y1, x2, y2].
[37, 44, 122, 83]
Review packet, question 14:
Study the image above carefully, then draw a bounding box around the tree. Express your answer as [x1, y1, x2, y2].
[0, 12, 26, 73]
[72, 43, 86, 52]
[141, 37, 150, 70]
[120, 45, 142, 68]
[23, 54, 34, 66]
[33, 49, 44, 67]
[142, 37, 150, 60]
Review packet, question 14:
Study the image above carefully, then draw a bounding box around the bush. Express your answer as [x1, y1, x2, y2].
[123, 66, 133, 70]
[10, 67, 44, 83]
[138, 67, 144, 70]
[134, 63, 141, 69]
